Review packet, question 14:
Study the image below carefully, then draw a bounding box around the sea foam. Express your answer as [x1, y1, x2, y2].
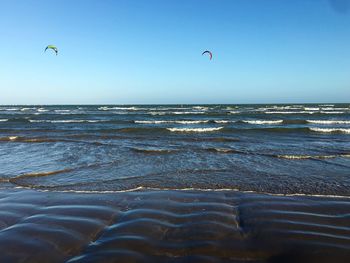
[167, 127, 224, 132]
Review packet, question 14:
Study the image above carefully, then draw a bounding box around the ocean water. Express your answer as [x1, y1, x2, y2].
[0, 104, 349, 196]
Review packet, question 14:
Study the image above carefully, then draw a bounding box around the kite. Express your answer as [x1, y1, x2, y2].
[45, 45, 58, 56]
[202, 50, 212, 60]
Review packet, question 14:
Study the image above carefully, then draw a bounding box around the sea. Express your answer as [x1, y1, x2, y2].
[0, 104, 349, 196]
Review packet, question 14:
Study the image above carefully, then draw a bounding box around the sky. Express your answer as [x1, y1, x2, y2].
[0, 0, 349, 104]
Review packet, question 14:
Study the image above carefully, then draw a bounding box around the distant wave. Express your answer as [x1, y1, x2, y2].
[167, 127, 224, 133]
[54, 109, 71, 113]
[304, 107, 319, 111]
[148, 111, 206, 115]
[134, 120, 209, 124]
[29, 120, 101, 123]
[309, 128, 350, 134]
[265, 111, 315, 114]
[242, 120, 283, 125]
[307, 120, 350, 124]
[98, 106, 140, 111]
[192, 106, 209, 110]
[276, 154, 350, 159]
[0, 119, 8, 122]
[20, 107, 36, 111]
[213, 120, 234, 124]
[320, 111, 345, 114]
[172, 111, 206, 115]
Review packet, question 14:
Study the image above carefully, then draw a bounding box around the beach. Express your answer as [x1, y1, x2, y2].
[0, 104, 349, 262]
[0, 188, 349, 262]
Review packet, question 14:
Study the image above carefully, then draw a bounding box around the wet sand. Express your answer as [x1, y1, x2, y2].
[0, 189, 349, 263]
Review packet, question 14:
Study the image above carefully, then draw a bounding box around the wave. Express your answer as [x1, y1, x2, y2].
[131, 147, 177, 154]
[19, 186, 350, 198]
[172, 111, 206, 115]
[167, 127, 224, 133]
[320, 111, 345, 114]
[0, 119, 8, 122]
[307, 120, 350, 125]
[265, 111, 315, 114]
[98, 106, 149, 111]
[304, 107, 319, 111]
[242, 120, 283, 125]
[134, 120, 209, 124]
[148, 111, 206, 115]
[149, 112, 167, 115]
[0, 136, 63, 143]
[309, 128, 350, 134]
[276, 154, 350, 159]
[29, 120, 101, 123]
[0, 136, 19, 141]
[205, 148, 241, 153]
[192, 106, 209, 110]
[20, 107, 36, 111]
[37, 108, 49, 112]
[213, 120, 234, 124]
[54, 109, 71, 113]
[14, 168, 74, 179]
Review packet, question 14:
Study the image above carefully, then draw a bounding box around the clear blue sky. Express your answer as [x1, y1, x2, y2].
[0, 0, 349, 104]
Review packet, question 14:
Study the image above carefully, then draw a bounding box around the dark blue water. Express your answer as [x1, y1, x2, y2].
[0, 104, 349, 195]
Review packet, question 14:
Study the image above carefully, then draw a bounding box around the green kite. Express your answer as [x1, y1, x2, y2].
[45, 45, 58, 56]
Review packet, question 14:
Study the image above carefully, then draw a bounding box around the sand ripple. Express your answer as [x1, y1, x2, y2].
[0, 190, 349, 262]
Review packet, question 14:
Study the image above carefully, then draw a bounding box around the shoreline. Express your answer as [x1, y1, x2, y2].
[0, 188, 349, 262]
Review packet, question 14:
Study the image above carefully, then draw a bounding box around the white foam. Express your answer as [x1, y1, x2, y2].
[167, 127, 224, 132]
[214, 120, 233, 124]
[149, 112, 167, 115]
[307, 120, 350, 124]
[310, 128, 350, 134]
[98, 106, 146, 111]
[135, 120, 209, 124]
[304, 107, 319, 111]
[0, 119, 8, 122]
[9, 136, 18, 141]
[20, 107, 36, 111]
[37, 108, 49, 112]
[172, 111, 206, 115]
[192, 106, 209, 110]
[277, 154, 350, 159]
[243, 120, 283, 125]
[265, 111, 314, 114]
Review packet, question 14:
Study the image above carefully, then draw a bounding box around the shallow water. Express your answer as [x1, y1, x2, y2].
[0, 104, 349, 195]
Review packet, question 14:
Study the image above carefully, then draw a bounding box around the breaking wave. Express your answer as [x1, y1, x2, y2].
[242, 120, 283, 125]
[307, 120, 350, 124]
[309, 128, 350, 134]
[134, 120, 209, 124]
[167, 127, 224, 133]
